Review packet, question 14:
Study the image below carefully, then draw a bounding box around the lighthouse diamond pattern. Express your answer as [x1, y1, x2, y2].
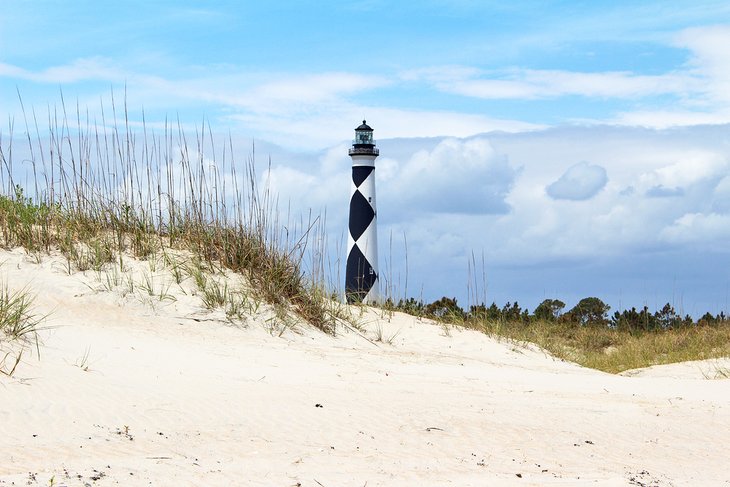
[346, 121, 380, 303]
[348, 187, 375, 241]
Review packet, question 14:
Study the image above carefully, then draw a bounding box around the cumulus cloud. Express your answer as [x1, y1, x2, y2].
[383, 137, 518, 215]
[660, 212, 730, 245]
[545, 161, 607, 201]
[633, 150, 728, 201]
[471, 126, 730, 268]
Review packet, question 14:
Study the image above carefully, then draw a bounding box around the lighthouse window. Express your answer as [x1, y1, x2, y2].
[368, 197, 372, 202]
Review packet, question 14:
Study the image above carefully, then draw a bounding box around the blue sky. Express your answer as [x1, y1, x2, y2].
[3, 1, 730, 315]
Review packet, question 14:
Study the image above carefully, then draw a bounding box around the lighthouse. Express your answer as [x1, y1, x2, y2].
[346, 120, 380, 304]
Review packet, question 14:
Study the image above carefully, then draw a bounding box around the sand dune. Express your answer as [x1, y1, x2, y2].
[1, 248, 728, 486]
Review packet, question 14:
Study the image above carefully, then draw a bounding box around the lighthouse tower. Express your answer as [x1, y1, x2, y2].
[346, 120, 380, 303]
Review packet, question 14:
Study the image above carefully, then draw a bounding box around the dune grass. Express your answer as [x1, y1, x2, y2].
[458, 318, 730, 373]
[383, 263, 730, 373]
[0, 284, 42, 341]
[0, 96, 343, 335]
[0, 283, 43, 376]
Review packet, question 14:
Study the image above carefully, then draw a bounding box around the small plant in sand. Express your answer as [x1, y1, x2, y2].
[714, 366, 730, 379]
[74, 346, 92, 372]
[0, 283, 44, 375]
[265, 304, 299, 337]
[699, 360, 730, 380]
[373, 322, 400, 345]
[138, 270, 176, 302]
[0, 284, 43, 341]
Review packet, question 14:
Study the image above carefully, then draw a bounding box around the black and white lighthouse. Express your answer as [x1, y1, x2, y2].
[346, 120, 380, 303]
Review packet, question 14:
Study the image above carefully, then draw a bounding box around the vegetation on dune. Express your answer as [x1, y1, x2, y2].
[385, 296, 730, 374]
[0, 96, 344, 339]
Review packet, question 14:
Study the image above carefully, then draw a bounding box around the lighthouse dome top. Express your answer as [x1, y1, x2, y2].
[349, 119, 379, 156]
[356, 120, 373, 131]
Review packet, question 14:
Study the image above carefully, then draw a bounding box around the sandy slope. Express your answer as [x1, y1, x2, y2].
[1, 249, 728, 487]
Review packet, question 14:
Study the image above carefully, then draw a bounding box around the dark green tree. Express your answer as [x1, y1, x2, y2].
[469, 302, 502, 321]
[697, 312, 725, 326]
[501, 301, 524, 322]
[654, 303, 681, 329]
[486, 302, 501, 321]
[533, 299, 566, 321]
[424, 297, 465, 321]
[611, 306, 656, 332]
[568, 297, 610, 326]
[467, 303, 488, 321]
[395, 297, 425, 315]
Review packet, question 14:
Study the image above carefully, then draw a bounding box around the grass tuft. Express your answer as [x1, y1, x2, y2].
[0, 284, 43, 342]
[0, 283, 44, 376]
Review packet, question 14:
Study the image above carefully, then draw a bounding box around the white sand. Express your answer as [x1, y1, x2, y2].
[1, 248, 729, 486]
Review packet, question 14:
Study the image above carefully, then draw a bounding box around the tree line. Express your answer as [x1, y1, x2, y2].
[387, 296, 729, 332]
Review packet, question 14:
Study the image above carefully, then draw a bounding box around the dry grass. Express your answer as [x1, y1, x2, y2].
[0, 283, 44, 376]
[0, 95, 346, 335]
[468, 319, 730, 373]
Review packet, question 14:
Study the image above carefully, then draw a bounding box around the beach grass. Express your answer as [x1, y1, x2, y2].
[0, 96, 343, 336]
[0, 284, 43, 342]
[463, 317, 730, 373]
[0, 283, 43, 375]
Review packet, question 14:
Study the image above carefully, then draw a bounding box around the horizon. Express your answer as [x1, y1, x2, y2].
[3, 1, 730, 316]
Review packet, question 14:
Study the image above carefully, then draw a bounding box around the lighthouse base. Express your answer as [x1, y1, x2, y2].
[345, 245, 378, 304]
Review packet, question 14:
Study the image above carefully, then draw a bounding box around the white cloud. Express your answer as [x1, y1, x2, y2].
[227, 105, 543, 150]
[635, 150, 728, 197]
[1, 59, 543, 150]
[660, 212, 730, 245]
[410, 65, 699, 100]
[674, 24, 730, 104]
[601, 25, 730, 127]
[402, 25, 730, 129]
[0, 57, 125, 83]
[0, 63, 26, 79]
[546, 161, 608, 201]
[383, 138, 518, 215]
[213, 72, 390, 117]
[611, 109, 730, 128]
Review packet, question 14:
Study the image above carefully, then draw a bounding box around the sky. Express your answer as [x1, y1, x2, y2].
[3, 1, 730, 315]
